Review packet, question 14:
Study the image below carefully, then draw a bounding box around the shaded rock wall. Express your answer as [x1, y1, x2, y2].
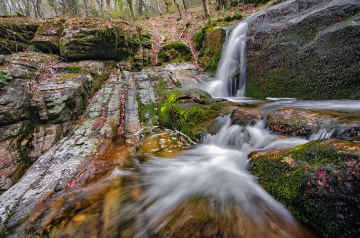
[246, 0, 360, 99]
[0, 17, 40, 54]
[0, 17, 153, 70]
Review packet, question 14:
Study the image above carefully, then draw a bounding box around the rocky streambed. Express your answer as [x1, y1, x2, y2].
[1, 53, 359, 237]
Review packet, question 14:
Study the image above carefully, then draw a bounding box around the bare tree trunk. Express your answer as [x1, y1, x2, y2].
[173, 0, 181, 20]
[14, 0, 26, 15]
[138, 0, 148, 19]
[201, 0, 210, 18]
[32, 0, 42, 18]
[0, 1, 8, 15]
[157, 1, 163, 15]
[126, 0, 135, 20]
[182, 0, 187, 11]
[52, 0, 58, 17]
[162, 0, 169, 13]
[84, 0, 89, 17]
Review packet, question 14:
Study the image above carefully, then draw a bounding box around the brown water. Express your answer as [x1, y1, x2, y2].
[10, 126, 316, 238]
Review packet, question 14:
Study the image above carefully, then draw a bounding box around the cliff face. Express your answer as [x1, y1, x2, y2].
[246, 0, 360, 99]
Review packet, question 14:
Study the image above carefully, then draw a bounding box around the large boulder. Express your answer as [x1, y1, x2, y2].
[158, 88, 239, 140]
[246, 0, 360, 99]
[59, 19, 138, 61]
[250, 139, 360, 237]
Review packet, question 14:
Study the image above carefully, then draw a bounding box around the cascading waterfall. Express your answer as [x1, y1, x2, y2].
[135, 115, 310, 236]
[206, 12, 262, 98]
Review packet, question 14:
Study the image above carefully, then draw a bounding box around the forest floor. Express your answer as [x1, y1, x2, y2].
[138, 2, 271, 69]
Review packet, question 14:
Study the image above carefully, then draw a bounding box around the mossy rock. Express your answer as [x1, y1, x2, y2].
[158, 89, 238, 140]
[250, 139, 360, 237]
[246, 0, 360, 99]
[191, 21, 227, 72]
[32, 19, 66, 53]
[157, 42, 193, 65]
[59, 19, 134, 61]
[0, 17, 41, 54]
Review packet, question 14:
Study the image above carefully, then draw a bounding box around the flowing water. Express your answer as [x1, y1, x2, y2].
[10, 99, 360, 237]
[206, 11, 263, 97]
[7, 2, 360, 236]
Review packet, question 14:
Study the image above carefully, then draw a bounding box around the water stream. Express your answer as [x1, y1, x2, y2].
[7, 2, 360, 236]
[206, 11, 262, 97]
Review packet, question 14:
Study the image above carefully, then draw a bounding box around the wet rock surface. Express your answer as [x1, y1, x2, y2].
[0, 68, 127, 232]
[250, 139, 360, 237]
[267, 109, 360, 140]
[0, 61, 219, 234]
[246, 0, 360, 99]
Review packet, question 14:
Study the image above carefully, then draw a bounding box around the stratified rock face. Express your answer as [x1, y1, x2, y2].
[59, 19, 136, 61]
[1, 17, 153, 69]
[31, 19, 66, 54]
[0, 51, 113, 191]
[0, 69, 127, 231]
[250, 139, 360, 237]
[0, 17, 40, 54]
[246, 0, 360, 99]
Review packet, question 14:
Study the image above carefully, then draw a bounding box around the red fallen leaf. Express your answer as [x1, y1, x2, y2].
[317, 169, 326, 178]
[307, 181, 311, 190]
[195, 138, 200, 143]
[94, 162, 98, 166]
[68, 179, 79, 189]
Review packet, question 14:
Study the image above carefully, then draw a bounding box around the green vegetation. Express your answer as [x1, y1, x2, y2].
[0, 70, 12, 84]
[156, 89, 233, 140]
[251, 139, 360, 237]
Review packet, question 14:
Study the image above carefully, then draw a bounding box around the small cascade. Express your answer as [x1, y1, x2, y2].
[206, 12, 262, 98]
[136, 115, 309, 236]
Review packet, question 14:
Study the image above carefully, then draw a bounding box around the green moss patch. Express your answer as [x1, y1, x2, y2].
[157, 42, 193, 66]
[250, 139, 360, 237]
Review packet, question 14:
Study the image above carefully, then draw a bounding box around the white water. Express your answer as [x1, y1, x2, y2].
[206, 12, 263, 97]
[206, 22, 248, 97]
[138, 116, 308, 231]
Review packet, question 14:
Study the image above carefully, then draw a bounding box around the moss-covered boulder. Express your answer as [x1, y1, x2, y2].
[32, 19, 66, 53]
[158, 89, 239, 140]
[0, 17, 40, 54]
[267, 109, 360, 140]
[157, 42, 193, 65]
[59, 19, 133, 61]
[192, 22, 226, 72]
[246, 0, 360, 99]
[250, 139, 360, 237]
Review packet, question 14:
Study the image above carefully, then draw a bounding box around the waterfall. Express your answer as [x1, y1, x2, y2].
[206, 12, 263, 98]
